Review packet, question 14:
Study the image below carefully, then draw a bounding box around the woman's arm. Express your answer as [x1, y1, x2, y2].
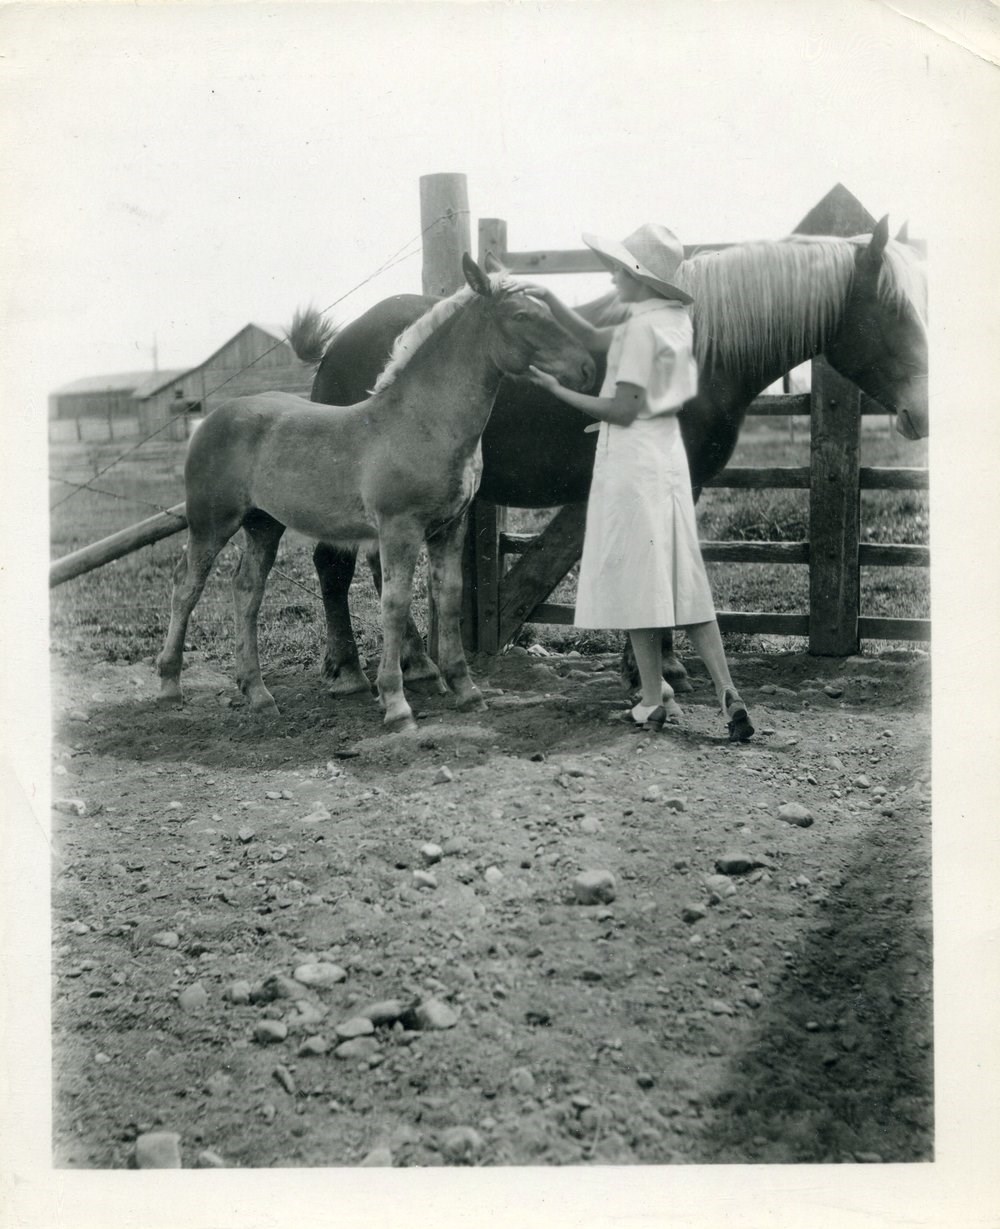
[529, 367, 649, 426]
[520, 284, 614, 354]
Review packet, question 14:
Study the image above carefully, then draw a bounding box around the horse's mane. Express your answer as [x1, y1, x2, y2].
[676, 234, 927, 377]
[371, 274, 517, 394]
[579, 235, 927, 380]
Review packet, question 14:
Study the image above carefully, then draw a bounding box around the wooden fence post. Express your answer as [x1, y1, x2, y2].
[419, 173, 471, 297]
[420, 174, 471, 657]
[460, 216, 512, 655]
[808, 357, 862, 655]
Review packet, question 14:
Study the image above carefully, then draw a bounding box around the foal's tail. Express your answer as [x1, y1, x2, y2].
[285, 305, 340, 365]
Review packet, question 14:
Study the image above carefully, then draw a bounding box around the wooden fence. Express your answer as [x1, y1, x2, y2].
[418, 175, 930, 658]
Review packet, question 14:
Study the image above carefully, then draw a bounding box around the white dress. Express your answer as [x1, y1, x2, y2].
[573, 298, 717, 630]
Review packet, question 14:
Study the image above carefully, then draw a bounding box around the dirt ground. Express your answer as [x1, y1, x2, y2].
[50, 641, 932, 1169]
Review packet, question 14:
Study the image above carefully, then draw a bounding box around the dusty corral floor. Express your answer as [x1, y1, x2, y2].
[50, 644, 932, 1168]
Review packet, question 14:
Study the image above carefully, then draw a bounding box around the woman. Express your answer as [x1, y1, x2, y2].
[523, 223, 753, 741]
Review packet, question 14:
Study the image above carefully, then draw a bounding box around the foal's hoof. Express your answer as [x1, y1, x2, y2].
[324, 664, 373, 696]
[156, 690, 184, 707]
[456, 693, 487, 713]
[249, 694, 281, 718]
[384, 713, 418, 734]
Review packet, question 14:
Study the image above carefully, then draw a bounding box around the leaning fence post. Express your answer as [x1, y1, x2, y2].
[808, 357, 862, 655]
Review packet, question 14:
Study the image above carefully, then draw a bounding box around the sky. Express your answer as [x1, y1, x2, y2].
[3, 0, 996, 410]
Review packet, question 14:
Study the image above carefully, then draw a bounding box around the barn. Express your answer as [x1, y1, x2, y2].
[135, 323, 315, 442]
[48, 370, 183, 423]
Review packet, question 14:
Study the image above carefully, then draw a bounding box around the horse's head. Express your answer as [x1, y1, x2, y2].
[824, 217, 929, 439]
[462, 254, 595, 392]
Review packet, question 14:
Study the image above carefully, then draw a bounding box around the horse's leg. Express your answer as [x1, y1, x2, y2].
[232, 513, 285, 715]
[156, 526, 234, 704]
[367, 549, 445, 691]
[425, 516, 485, 712]
[375, 524, 422, 732]
[313, 542, 372, 695]
[620, 631, 693, 694]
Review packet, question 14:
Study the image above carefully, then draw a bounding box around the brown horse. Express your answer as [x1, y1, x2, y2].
[156, 255, 594, 731]
[304, 220, 928, 693]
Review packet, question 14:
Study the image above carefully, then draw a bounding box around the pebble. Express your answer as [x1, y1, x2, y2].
[288, 1000, 329, 1033]
[776, 802, 814, 828]
[573, 869, 616, 906]
[854, 774, 871, 789]
[196, 1150, 226, 1168]
[823, 684, 844, 698]
[743, 988, 764, 1008]
[413, 870, 438, 889]
[439, 1125, 484, 1163]
[53, 798, 87, 816]
[134, 1132, 182, 1169]
[297, 1035, 330, 1057]
[178, 982, 209, 1012]
[254, 1020, 288, 1045]
[636, 1073, 656, 1089]
[300, 803, 331, 824]
[510, 1067, 536, 1093]
[433, 766, 454, 784]
[714, 853, 762, 875]
[681, 903, 707, 924]
[665, 796, 686, 812]
[237, 827, 256, 843]
[357, 998, 406, 1026]
[360, 1147, 393, 1167]
[293, 961, 347, 989]
[408, 998, 460, 1030]
[252, 974, 310, 1002]
[166, 801, 183, 811]
[641, 784, 662, 802]
[826, 756, 846, 773]
[335, 1036, 380, 1060]
[483, 866, 504, 885]
[708, 999, 735, 1016]
[336, 1016, 376, 1040]
[273, 1065, 297, 1095]
[151, 931, 180, 949]
[225, 980, 252, 1005]
[578, 816, 602, 834]
[421, 843, 444, 865]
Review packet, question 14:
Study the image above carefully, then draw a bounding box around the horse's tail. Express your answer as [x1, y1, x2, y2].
[285, 304, 339, 365]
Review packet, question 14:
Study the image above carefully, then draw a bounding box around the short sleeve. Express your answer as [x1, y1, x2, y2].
[612, 317, 659, 389]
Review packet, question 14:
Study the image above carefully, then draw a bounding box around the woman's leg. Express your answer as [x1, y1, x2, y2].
[628, 629, 684, 723]
[683, 620, 754, 741]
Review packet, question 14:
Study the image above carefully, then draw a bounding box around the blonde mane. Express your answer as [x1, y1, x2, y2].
[676, 235, 927, 377]
[371, 273, 517, 394]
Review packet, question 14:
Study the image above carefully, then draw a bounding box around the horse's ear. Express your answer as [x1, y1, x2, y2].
[483, 251, 505, 275]
[895, 219, 910, 244]
[462, 253, 492, 297]
[866, 215, 891, 267]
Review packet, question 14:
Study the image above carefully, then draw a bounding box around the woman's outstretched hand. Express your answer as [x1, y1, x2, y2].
[527, 365, 562, 393]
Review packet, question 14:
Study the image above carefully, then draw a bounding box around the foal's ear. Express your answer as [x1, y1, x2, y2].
[895, 219, 910, 244]
[865, 215, 891, 267]
[462, 253, 492, 297]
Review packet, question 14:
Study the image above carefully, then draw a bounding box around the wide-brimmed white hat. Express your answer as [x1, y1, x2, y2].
[582, 223, 692, 304]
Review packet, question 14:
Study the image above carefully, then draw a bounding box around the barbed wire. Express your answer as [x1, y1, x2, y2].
[49, 208, 466, 513]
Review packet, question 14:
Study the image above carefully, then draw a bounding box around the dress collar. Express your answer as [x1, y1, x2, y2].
[627, 297, 689, 317]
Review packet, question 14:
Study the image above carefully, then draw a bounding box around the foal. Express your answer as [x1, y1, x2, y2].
[156, 255, 594, 731]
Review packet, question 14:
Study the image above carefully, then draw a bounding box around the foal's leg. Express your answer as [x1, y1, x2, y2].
[232, 513, 285, 715]
[375, 524, 423, 732]
[425, 517, 485, 711]
[313, 542, 372, 695]
[367, 551, 443, 688]
[156, 527, 233, 704]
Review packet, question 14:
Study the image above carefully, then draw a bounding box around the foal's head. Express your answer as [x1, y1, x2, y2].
[462, 254, 595, 392]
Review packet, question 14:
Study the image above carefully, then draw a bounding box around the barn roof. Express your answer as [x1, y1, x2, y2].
[52, 370, 159, 396]
[134, 323, 293, 400]
[129, 369, 189, 399]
